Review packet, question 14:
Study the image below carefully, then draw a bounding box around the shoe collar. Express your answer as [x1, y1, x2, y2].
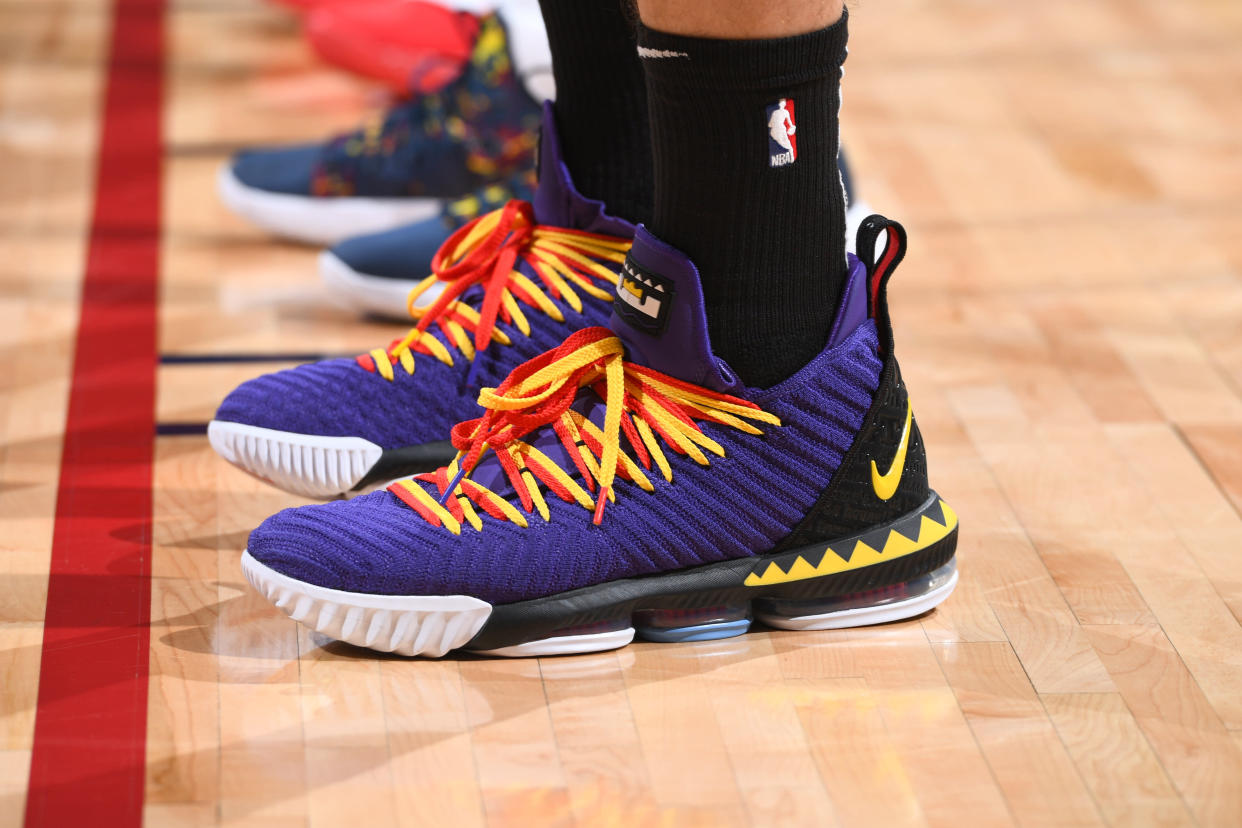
[608, 226, 870, 394]
[532, 101, 635, 239]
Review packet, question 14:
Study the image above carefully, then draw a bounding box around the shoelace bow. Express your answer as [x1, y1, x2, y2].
[357, 199, 631, 387]
[387, 326, 782, 533]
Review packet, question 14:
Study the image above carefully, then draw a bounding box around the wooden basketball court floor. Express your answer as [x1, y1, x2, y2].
[4, 0, 1242, 824]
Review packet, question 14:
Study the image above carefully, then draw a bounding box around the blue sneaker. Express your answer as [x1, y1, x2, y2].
[208, 105, 635, 498]
[320, 168, 536, 318]
[217, 13, 540, 245]
[239, 216, 958, 657]
[322, 150, 874, 321]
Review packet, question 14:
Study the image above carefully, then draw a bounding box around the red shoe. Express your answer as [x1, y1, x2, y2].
[306, 0, 480, 94]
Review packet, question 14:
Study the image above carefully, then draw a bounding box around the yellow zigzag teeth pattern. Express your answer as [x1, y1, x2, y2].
[744, 500, 958, 587]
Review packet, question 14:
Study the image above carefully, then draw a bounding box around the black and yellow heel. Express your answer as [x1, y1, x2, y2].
[752, 492, 958, 630]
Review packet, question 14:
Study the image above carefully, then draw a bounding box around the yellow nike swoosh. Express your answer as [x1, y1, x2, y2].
[870, 400, 912, 501]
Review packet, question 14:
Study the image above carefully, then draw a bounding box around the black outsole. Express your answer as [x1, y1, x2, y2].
[465, 492, 957, 652]
[351, 440, 456, 491]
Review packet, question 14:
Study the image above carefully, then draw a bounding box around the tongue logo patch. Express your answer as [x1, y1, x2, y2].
[767, 98, 797, 168]
[615, 259, 674, 334]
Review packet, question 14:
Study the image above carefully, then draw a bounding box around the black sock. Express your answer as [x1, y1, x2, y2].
[537, 0, 652, 225]
[638, 12, 850, 388]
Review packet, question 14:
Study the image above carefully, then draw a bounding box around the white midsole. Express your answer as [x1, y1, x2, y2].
[243, 550, 642, 659]
[758, 567, 959, 631]
[242, 553, 957, 657]
[241, 551, 493, 657]
[217, 165, 441, 246]
[475, 628, 636, 658]
[318, 249, 445, 320]
[207, 420, 384, 499]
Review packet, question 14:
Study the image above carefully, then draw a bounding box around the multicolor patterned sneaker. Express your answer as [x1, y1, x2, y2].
[208, 106, 634, 497]
[323, 150, 873, 322]
[239, 215, 959, 657]
[218, 13, 540, 246]
[319, 168, 537, 319]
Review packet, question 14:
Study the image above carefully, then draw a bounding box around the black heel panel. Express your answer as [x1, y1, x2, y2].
[774, 355, 930, 551]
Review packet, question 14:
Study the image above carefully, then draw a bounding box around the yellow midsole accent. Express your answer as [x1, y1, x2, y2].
[744, 500, 957, 587]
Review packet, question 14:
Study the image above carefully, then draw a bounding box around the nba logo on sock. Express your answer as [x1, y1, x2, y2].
[767, 98, 797, 167]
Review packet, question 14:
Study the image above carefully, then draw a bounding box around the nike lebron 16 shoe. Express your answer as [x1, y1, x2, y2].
[208, 104, 634, 497]
[240, 216, 959, 656]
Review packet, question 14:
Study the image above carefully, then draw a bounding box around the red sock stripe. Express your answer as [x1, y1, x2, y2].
[25, 1, 164, 825]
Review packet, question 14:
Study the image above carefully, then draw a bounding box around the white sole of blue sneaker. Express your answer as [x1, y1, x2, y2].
[208, 420, 383, 498]
[217, 165, 441, 246]
[318, 250, 445, 320]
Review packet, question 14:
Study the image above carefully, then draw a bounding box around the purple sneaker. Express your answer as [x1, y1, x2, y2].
[208, 105, 634, 497]
[239, 215, 959, 657]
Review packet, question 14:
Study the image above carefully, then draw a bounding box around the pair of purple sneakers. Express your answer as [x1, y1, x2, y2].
[212, 105, 958, 658]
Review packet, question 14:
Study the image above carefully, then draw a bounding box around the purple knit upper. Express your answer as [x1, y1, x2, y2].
[246, 228, 884, 603]
[214, 104, 634, 451]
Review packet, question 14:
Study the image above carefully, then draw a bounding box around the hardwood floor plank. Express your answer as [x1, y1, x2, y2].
[1043, 692, 1191, 826]
[1085, 624, 1242, 827]
[934, 643, 1102, 828]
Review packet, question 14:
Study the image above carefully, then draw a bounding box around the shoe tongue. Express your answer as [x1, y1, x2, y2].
[465, 228, 730, 497]
[532, 102, 633, 237]
[453, 103, 631, 319]
[609, 228, 872, 393]
[607, 227, 743, 394]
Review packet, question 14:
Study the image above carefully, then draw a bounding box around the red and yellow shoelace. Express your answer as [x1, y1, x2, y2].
[357, 199, 631, 384]
[388, 326, 781, 532]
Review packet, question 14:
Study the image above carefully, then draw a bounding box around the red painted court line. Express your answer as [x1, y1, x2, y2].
[24, 0, 164, 826]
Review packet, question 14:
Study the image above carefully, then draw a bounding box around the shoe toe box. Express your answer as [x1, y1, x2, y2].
[330, 216, 452, 281]
[246, 491, 445, 594]
[230, 144, 322, 196]
[214, 358, 401, 446]
[213, 355, 475, 450]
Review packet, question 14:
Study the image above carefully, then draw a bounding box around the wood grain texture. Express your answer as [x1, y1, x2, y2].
[0, 0, 109, 822]
[5, 0, 1242, 824]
